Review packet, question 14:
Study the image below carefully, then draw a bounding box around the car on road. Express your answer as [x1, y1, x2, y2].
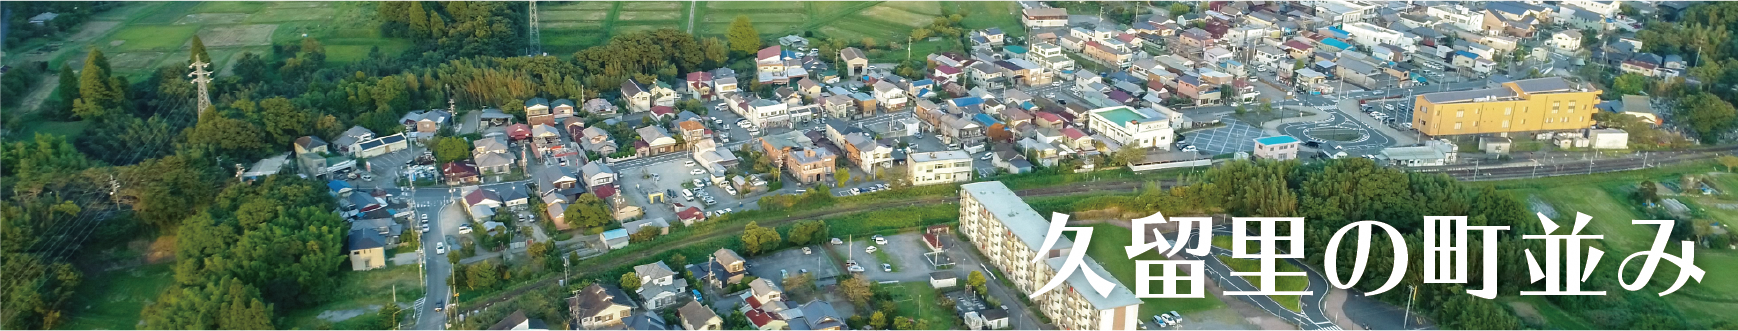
[421, 214, 429, 221]
[361, 173, 374, 181]
[803, 247, 812, 254]
[722, 208, 733, 214]
[434, 300, 444, 312]
[933, 134, 944, 141]
[873, 235, 888, 245]
[558, 158, 569, 167]
[435, 242, 447, 255]
[421, 224, 430, 233]
[865, 246, 878, 253]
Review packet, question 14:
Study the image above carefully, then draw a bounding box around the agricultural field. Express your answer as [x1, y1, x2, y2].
[537, 1, 694, 56]
[1492, 162, 1738, 329]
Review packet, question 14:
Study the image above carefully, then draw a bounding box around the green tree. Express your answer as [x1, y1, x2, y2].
[1719, 155, 1738, 172]
[1168, 3, 1192, 17]
[727, 16, 762, 55]
[376, 300, 405, 330]
[1613, 73, 1648, 95]
[839, 277, 875, 308]
[620, 272, 642, 291]
[189, 35, 210, 65]
[835, 169, 852, 187]
[966, 271, 986, 288]
[787, 220, 828, 245]
[894, 317, 915, 330]
[563, 194, 613, 229]
[1682, 92, 1738, 142]
[870, 311, 888, 329]
[74, 49, 119, 119]
[1112, 147, 1149, 165]
[54, 64, 78, 117]
[741, 221, 782, 255]
[433, 137, 473, 163]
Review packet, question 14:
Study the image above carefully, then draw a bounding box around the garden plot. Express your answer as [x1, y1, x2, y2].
[196, 24, 278, 47]
[174, 13, 250, 25]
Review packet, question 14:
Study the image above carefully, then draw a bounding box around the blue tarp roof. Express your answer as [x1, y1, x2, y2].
[952, 97, 985, 107]
[328, 180, 351, 192]
[1005, 45, 1028, 54]
[1256, 136, 1301, 145]
[973, 113, 1002, 126]
[1322, 38, 1352, 50]
[1454, 50, 1479, 59]
[1328, 27, 1350, 38]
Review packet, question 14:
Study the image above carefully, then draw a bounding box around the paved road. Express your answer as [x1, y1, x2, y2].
[1179, 225, 1343, 330]
[942, 235, 1051, 330]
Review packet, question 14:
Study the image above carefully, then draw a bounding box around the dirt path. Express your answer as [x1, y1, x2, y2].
[456, 179, 1158, 310]
[14, 74, 60, 114]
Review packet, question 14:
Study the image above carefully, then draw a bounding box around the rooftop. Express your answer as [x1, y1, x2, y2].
[1255, 136, 1301, 146]
[960, 181, 1070, 253]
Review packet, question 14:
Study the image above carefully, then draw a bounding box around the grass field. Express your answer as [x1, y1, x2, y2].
[883, 282, 959, 329]
[1083, 225, 1227, 319]
[60, 264, 175, 330]
[281, 266, 425, 329]
[1214, 255, 1306, 312]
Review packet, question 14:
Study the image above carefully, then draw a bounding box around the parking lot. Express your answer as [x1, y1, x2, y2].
[746, 245, 843, 284]
[1181, 121, 1267, 155]
[830, 233, 940, 282]
[613, 156, 754, 220]
[1363, 98, 1415, 125]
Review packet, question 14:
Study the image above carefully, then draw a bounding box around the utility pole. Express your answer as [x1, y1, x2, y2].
[527, 0, 542, 56]
[189, 54, 214, 118]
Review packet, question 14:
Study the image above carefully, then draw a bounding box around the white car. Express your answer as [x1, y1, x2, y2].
[690, 168, 706, 176]
[934, 134, 944, 141]
[685, 160, 697, 167]
[980, 154, 993, 160]
[435, 242, 447, 255]
[865, 246, 878, 253]
[1050, 82, 1061, 87]
[873, 236, 888, 245]
[803, 247, 813, 255]
[458, 225, 472, 234]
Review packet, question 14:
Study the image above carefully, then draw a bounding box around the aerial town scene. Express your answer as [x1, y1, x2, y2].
[1, 0, 1734, 330]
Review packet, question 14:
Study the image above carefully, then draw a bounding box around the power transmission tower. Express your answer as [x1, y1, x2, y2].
[528, 0, 542, 56]
[189, 54, 214, 117]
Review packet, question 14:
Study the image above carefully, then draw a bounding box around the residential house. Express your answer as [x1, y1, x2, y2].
[584, 98, 618, 115]
[636, 125, 678, 157]
[569, 284, 639, 329]
[687, 71, 717, 100]
[525, 98, 553, 126]
[634, 261, 690, 309]
[735, 98, 793, 129]
[676, 120, 710, 150]
[758, 131, 836, 184]
[622, 79, 654, 112]
[294, 136, 329, 155]
[487, 310, 549, 330]
[347, 230, 386, 271]
[688, 248, 748, 288]
[1551, 30, 1583, 52]
[443, 161, 481, 185]
[534, 166, 585, 204]
[678, 301, 723, 331]
[579, 126, 618, 156]
[873, 81, 908, 111]
[580, 161, 617, 189]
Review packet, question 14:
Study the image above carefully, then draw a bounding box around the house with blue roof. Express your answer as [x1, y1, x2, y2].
[1253, 136, 1301, 161]
[950, 97, 985, 108]
[1321, 38, 1353, 52]
[973, 113, 1003, 127]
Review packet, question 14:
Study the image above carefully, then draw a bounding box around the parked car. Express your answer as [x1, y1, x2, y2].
[865, 246, 878, 253]
[458, 224, 471, 234]
[882, 263, 893, 272]
[690, 168, 706, 176]
[685, 160, 697, 167]
[803, 247, 812, 254]
[873, 235, 888, 245]
[421, 224, 430, 233]
[435, 242, 447, 255]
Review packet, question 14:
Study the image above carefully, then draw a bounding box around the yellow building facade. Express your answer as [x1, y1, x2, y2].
[1411, 77, 1602, 136]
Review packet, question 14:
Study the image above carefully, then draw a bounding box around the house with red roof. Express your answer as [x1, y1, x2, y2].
[507, 123, 532, 141]
[675, 205, 705, 225]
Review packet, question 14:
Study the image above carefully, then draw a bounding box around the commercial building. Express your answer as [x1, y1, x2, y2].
[907, 150, 973, 187]
[958, 182, 1142, 331]
[1253, 136, 1301, 161]
[1086, 107, 1174, 149]
[1411, 77, 1601, 136]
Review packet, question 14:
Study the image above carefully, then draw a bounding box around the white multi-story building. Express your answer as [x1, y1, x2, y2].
[1551, 30, 1583, 51]
[1303, 0, 1377, 23]
[1086, 106, 1174, 149]
[907, 150, 973, 186]
[1425, 5, 1483, 32]
[732, 98, 792, 129]
[1341, 22, 1409, 49]
[1021, 8, 1068, 29]
[1562, 0, 1618, 18]
[958, 182, 1142, 331]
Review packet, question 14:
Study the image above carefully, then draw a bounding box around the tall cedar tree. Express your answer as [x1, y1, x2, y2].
[727, 15, 761, 55]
